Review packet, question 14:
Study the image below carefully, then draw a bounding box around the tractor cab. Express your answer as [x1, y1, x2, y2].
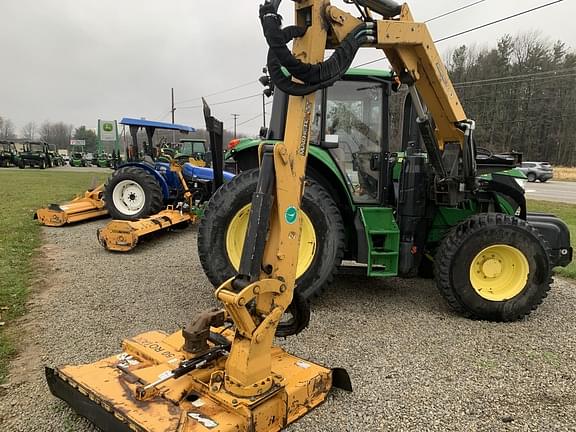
[177, 138, 209, 166]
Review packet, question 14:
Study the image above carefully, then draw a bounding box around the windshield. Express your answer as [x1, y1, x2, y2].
[180, 141, 206, 155]
[29, 143, 44, 152]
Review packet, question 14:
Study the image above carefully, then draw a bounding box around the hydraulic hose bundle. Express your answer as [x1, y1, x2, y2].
[259, 0, 376, 96]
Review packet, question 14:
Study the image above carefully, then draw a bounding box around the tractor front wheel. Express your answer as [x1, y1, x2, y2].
[104, 167, 164, 220]
[198, 169, 345, 299]
[435, 213, 551, 321]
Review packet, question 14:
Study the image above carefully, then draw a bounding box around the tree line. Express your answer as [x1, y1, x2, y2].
[446, 31, 576, 165]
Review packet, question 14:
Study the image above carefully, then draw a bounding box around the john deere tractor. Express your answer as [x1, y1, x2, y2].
[198, 67, 572, 321]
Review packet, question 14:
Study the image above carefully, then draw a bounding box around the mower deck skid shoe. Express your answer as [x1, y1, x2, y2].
[35, 185, 108, 227]
[46, 328, 334, 431]
[97, 207, 194, 252]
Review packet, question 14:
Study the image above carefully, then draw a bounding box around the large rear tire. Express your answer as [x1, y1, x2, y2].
[435, 213, 551, 321]
[198, 169, 345, 299]
[104, 167, 164, 220]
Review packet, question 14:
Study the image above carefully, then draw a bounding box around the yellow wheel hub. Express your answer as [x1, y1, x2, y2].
[469, 244, 529, 301]
[226, 204, 316, 278]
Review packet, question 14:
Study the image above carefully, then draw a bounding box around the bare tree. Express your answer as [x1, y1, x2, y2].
[21, 121, 37, 140]
[39, 121, 53, 142]
[0, 118, 16, 139]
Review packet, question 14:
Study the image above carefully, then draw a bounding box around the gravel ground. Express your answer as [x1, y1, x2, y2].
[0, 220, 575, 431]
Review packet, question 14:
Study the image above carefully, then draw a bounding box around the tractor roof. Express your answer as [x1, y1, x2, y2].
[119, 118, 195, 133]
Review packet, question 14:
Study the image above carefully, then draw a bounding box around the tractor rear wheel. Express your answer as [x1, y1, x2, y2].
[198, 169, 345, 299]
[104, 167, 164, 220]
[435, 213, 552, 321]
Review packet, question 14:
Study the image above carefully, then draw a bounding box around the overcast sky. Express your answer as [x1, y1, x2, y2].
[0, 0, 574, 137]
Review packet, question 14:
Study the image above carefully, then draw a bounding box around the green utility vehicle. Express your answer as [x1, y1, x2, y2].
[18, 141, 51, 169]
[0, 141, 18, 167]
[198, 68, 572, 322]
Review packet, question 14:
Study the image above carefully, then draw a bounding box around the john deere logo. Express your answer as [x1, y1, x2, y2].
[285, 206, 297, 224]
[102, 123, 114, 132]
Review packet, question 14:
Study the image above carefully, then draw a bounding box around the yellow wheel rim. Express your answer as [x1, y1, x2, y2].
[469, 244, 529, 301]
[226, 204, 316, 278]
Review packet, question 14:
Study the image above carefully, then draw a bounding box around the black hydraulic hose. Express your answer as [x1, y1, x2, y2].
[259, 2, 375, 95]
[267, 32, 371, 96]
[260, 4, 373, 84]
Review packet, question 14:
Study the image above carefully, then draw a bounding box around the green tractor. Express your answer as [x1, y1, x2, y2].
[198, 68, 572, 322]
[94, 152, 112, 168]
[69, 144, 87, 167]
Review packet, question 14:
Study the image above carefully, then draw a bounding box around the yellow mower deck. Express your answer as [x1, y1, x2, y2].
[46, 328, 335, 432]
[97, 207, 196, 252]
[35, 185, 108, 227]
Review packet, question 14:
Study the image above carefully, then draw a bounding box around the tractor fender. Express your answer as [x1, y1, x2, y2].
[117, 162, 171, 200]
[182, 163, 235, 182]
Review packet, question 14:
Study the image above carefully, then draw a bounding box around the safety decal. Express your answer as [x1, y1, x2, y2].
[285, 206, 298, 224]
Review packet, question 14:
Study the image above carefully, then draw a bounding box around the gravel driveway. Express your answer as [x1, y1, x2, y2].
[0, 220, 575, 431]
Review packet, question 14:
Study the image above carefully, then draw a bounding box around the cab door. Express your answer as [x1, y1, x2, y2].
[322, 79, 386, 203]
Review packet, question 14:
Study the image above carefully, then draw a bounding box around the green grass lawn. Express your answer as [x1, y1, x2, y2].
[528, 200, 576, 279]
[0, 170, 108, 382]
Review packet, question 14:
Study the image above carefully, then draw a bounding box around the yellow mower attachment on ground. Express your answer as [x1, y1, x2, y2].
[35, 184, 108, 227]
[97, 205, 196, 252]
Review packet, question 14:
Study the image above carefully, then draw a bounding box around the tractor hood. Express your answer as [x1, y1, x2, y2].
[182, 162, 235, 182]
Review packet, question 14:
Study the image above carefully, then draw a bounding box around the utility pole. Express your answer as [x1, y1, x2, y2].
[262, 93, 266, 129]
[232, 114, 240, 138]
[171, 88, 176, 144]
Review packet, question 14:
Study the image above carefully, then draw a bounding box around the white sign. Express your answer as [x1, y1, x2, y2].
[70, 139, 85, 146]
[99, 120, 117, 142]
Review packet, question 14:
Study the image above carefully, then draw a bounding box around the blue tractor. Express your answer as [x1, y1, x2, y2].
[104, 118, 234, 220]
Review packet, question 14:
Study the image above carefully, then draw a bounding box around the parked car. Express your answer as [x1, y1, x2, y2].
[519, 161, 554, 182]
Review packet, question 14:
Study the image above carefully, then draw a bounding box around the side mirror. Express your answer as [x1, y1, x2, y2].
[320, 134, 339, 149]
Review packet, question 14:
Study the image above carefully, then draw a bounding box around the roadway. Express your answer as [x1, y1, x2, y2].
[524, 180, 576, 204]
[1, 165, 113, 174]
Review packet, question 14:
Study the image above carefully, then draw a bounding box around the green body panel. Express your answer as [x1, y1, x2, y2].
[70, 158, 84, 167]
[480, 167, 526, 180]
[359, 207, 399, 276]
[427, 203, 478, 244]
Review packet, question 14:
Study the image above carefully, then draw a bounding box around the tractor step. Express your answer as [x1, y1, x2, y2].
[35, 185, 108, 227]
[46, 328, 340, 432]
[97, 207, 195, 252]
[359, 207, 400, 277]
